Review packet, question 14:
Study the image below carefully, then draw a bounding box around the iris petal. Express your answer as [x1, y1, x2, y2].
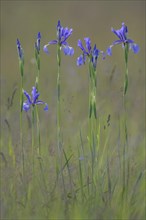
[44, 104, 49, 111]
[84, 37, 91, 53]
[130, 43, 140, 54]
[63, 46, 74, 56]
[106, 46, 112, 56]
[43, 45, 49, 54]
[77, 55, 85, 66]
[23, 102, 30, 111]
[24, 90, 32, 104]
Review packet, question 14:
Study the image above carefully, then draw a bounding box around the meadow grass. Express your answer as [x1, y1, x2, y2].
[0, 22, 145, 220]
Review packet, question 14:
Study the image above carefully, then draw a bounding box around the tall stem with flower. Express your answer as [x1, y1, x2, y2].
[77, 38, 105, 193]
[23, 87, 48, 173]
[16, 39, 25, 176]
[44, 20, 74, 182]
[34, 32, 41, 156]
[107, 22, 139, 203]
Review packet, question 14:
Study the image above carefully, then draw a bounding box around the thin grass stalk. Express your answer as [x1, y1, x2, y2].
[78, 148, 84, 202]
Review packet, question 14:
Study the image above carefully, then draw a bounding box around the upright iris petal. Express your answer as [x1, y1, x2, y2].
[107, 22, 140, 55]
[23, 86, 48, 112]
[43, 20, 74, 56]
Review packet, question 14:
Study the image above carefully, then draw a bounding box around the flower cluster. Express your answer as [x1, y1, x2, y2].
[44, 20, 74, 56]
[77, 37, 105, 70]
[17, 21, 140, 113]
[23, 87, 48, 112]
[107, 22, 140, 56]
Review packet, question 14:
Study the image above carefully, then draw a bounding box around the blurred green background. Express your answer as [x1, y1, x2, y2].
[1, 0, 145, 147]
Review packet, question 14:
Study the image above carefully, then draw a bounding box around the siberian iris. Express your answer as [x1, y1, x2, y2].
[107, 22, 140, 55]
[35, 32, 41, 54]
[77, 38, 104, 69]
[43, 20, 74, 56]
[23, 87, 48, 112]
[16, 39, 24, 61]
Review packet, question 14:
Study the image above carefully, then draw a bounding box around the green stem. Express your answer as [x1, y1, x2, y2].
[88, 60, 98, 194]
[35, 53, 41, 156]
[36, 107, 41, 156]
[122, 43, 129, 202]
[20, 62, 24, 177]
[35, 54, 40, 91]
[56, 45, 66, 197]
[31, 107, 35, 174]
[57, 45, 61, 158]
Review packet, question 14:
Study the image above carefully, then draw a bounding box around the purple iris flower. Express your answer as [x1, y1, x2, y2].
[107, 22, 140, 56]
[16, 39, 24, 61]
[35, 32, 41, 54]
[43, 20, 74, 56]
[77, 37, 105, 69]
[23, 87, 48, 112]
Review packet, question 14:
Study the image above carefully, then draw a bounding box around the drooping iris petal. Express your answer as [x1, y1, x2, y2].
[63, 46, 74, 56]
[23, 102, 30, 112]
[43, 45, 49, 54]
[106, 46, 113, 56]
[77, 55, 85, 66]
[44, 104, 49, 111]
[130, 43, 140, 54]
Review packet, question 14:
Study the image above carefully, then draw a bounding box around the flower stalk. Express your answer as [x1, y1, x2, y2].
[35, 32, 41, 155]
[107, 22, 139, 204]
[17, 39, 25, 177]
